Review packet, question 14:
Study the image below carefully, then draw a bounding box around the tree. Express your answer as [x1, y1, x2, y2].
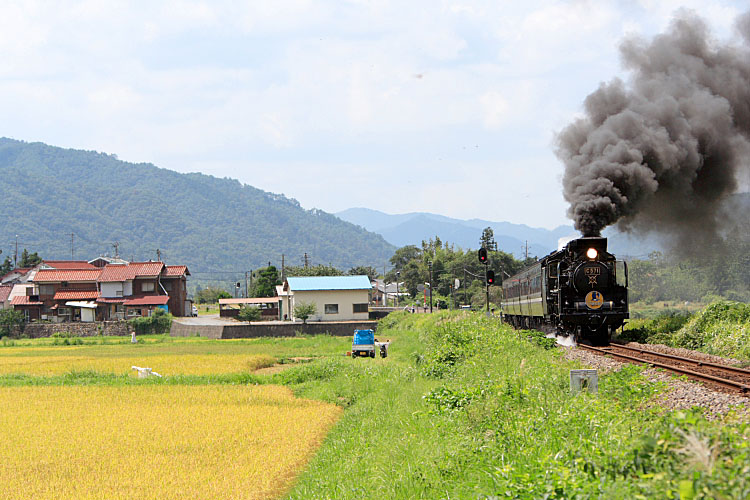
[285, 264, 343, 277]
[348, 266, 378, 281]
[236, 306, 262, 322]
[480, 227, 498, 252]
[0, 309, 25, 338]
[194, 287, 232, 304]
[0, 256, 12, 276]
[250, 266, 281, 297]
[19, 249, 42, 268]
[293, 302, 317, 323]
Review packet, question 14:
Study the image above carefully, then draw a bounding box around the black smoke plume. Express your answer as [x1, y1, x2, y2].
[556, 10, 750, 245]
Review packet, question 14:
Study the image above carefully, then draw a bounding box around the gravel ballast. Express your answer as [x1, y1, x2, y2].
[561, 344, 750, 419]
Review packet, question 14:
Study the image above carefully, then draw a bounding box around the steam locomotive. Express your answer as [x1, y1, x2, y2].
[501, 236, 629, 345]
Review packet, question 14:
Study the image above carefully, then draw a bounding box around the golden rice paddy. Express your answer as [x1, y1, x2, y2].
[0, 385, 341, 499]
[0, 353, 277, 376]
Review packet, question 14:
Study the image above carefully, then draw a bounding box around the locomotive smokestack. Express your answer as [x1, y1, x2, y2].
[556, 10, 750, 248]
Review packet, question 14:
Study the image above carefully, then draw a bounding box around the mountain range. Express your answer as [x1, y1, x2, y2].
[0, 138, 395, 285]
[336, 207, 666, 259]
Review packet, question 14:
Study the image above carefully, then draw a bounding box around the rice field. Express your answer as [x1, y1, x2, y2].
[0, 352, 277, 376]
[0, 385, 341, 499]
[0, 335, 350, 499]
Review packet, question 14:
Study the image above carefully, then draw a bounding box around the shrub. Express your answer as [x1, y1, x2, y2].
[0, 309, 24, 338]
[293, 302, 317, 323]
[617, 312, 692, 344]
[236, 306, 261, 322]
[671, 300, 750, 358]
[129, 309, 173, 335]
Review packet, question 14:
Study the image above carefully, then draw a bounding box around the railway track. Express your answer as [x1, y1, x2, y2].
[578, 343, 750, 395]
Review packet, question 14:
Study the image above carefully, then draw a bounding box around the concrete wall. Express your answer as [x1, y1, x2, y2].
[292, 289, 370, 322]
[12, 321, 131, 338]
[170, 320, 378, 339]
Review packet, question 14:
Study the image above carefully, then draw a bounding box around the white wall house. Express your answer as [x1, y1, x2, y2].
[286, 275, 371, 322]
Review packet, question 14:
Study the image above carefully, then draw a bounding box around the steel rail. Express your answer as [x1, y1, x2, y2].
[611, 344, 750, 376]
[578, 344, 750, 393]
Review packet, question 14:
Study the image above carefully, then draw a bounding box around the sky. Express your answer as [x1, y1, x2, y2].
[1, 0, 747, 229]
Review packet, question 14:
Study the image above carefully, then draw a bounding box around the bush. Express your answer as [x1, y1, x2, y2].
[670, 300, 750, 358]
[129, 309, 173, 335]
[236, 306, 261, 322]
[617, 312, 692, 344]
[293, 302, 317, 323]
[0, 309, 24, 338]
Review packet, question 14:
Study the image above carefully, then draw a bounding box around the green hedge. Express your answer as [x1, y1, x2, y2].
[128, 309, 172, 335]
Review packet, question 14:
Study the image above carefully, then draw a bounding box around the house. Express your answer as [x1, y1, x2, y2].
[371, 279, 408, 306]
[88, 256, 129, 268]
[285, 275, 371, 322]
[32, 268, 103, 322]
[275, 284, 293, 320]
[0, 267, 35, 286]
[96, 262, 191, 318]
[161, 265, 191, 316]
[12, 259, 192, 322]
[0, 284, 14, 310]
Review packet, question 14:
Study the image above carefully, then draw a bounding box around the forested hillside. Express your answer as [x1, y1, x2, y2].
[0, 138, 394, 283]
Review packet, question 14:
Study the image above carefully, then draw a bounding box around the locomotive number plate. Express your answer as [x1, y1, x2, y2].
[585, 291, 604, 309]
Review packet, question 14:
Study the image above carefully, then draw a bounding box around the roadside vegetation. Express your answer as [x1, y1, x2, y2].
[618, 300, 750, 361]
[284, 311, 750, 499]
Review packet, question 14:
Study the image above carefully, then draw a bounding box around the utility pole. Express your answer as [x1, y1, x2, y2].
[245, 270, 252, 298]
[525, 240, 528, 261]
[303, 253, 309, 268]
[463, 268, 467, 306]
[485, 262, 490, 314]
[71, 233, 74, 260]
[156, 249, 161, 262]
[113, 242, 120, 258]
[281, 254, 285, 281]
[396, 271, 400, 308]
[14, 235, 18, 268]
[428, 261, 433, 313]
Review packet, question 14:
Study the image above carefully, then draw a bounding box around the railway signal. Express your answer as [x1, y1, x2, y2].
[486, 270, 495, 285]
[478, 247, 488, 263]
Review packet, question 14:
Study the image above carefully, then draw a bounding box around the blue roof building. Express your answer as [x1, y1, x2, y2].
[284, 275, 372, 322]
[286, 275, 372, 291]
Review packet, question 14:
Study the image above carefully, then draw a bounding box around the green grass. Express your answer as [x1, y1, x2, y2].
[282, 312, 750, 499]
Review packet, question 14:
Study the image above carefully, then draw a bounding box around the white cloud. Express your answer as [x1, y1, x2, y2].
[0, 0, 746, 229]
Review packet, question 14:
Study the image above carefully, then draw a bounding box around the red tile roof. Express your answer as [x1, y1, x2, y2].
[43, 261, 97, 270]
[11, 295, 43, 306]
[164, 265, 190, 277]
[124, 295, 170, 306]
[53, 290, 100, 300]
[98, 262, 165, 282]
[0, 285, 12, 303]
[97, 297, 125, 304]
[33, 269, 103, 283]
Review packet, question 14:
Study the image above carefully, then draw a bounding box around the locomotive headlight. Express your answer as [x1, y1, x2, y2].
[586, 248, 598, 260]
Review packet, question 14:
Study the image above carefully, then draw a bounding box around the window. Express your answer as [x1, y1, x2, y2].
[39, 285, 55, 296]
[324, 304, 339, 314]
[141, 282, 155, 292]
[353, 303, 368, 313]
[116, 290, 123, 297]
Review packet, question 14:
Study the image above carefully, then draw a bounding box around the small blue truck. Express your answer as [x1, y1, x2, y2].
[352, 329, 375, 358]
[351, 329, 389, 358]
